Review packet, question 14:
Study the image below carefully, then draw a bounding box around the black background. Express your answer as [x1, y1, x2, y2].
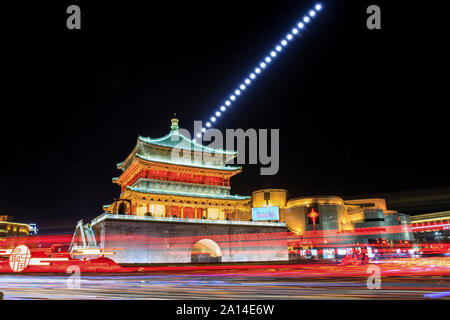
[1, 0, 449, 229]
[0, 300, 445, 317]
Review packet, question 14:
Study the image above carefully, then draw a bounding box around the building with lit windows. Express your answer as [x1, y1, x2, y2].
[252, 190, 413, 242]
[251, 190, 414, 259]
[103, 117, 251, 220]
[70, 118, 288, 263]
[0, 215, 31, 237]
[411, 211, 450, 242]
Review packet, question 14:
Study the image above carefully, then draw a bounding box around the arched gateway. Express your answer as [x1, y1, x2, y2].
[191, 239, 222, 263]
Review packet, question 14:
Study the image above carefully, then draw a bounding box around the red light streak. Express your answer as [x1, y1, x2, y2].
[0, 222, 448, 274]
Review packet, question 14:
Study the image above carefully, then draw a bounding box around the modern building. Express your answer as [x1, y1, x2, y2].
[0, 215, 31, 237]
[411, 211, 450, 242]
[345, 187, 450, 214]
[251, 190, 414, 259]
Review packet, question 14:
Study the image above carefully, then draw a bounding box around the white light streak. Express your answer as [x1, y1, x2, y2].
[201, 3, 323, 131]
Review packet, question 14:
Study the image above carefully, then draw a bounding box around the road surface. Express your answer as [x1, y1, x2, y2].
[1, 262, 449, 300]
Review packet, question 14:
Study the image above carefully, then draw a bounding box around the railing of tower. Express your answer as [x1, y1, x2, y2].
[91, 213, 286, 227]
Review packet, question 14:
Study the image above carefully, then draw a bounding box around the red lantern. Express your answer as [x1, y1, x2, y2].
[308, 209, 319, 233]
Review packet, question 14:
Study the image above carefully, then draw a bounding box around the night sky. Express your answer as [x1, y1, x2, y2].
[1, 0, 449, 229]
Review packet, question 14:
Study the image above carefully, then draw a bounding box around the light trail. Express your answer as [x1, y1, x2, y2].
[1, 226, 449, 274]
[192, 2, 323, 142]
[1, 262, 450, 300]
[424, 291, 450, 298]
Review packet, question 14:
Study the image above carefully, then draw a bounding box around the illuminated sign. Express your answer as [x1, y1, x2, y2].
[323, 248, 335, 259]
[251, 206, 280, 221]
[9, 245, 31, 272]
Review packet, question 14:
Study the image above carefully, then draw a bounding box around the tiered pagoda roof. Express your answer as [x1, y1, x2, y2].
[117, 118, 240, 173]
[110, 118, 250, 204]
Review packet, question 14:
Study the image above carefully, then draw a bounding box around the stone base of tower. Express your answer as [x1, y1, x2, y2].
[87, 214, 289, 264]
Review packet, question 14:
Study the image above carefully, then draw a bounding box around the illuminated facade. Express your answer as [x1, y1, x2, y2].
[0, 215, 31, 237]
[411, 211, 450, 242]
[70, 118, 415, 263]
[251, 190, 414, 245]
[70, 118, 289, 264]
[104, 117, 251, 221]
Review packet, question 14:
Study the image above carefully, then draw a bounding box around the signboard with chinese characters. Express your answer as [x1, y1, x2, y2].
[251, 206, 280, 221]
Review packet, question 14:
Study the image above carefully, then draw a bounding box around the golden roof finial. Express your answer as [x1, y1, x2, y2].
[171, 114, 179, 131]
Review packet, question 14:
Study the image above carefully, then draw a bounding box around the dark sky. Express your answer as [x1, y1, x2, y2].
[1, 0, 449, 229]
